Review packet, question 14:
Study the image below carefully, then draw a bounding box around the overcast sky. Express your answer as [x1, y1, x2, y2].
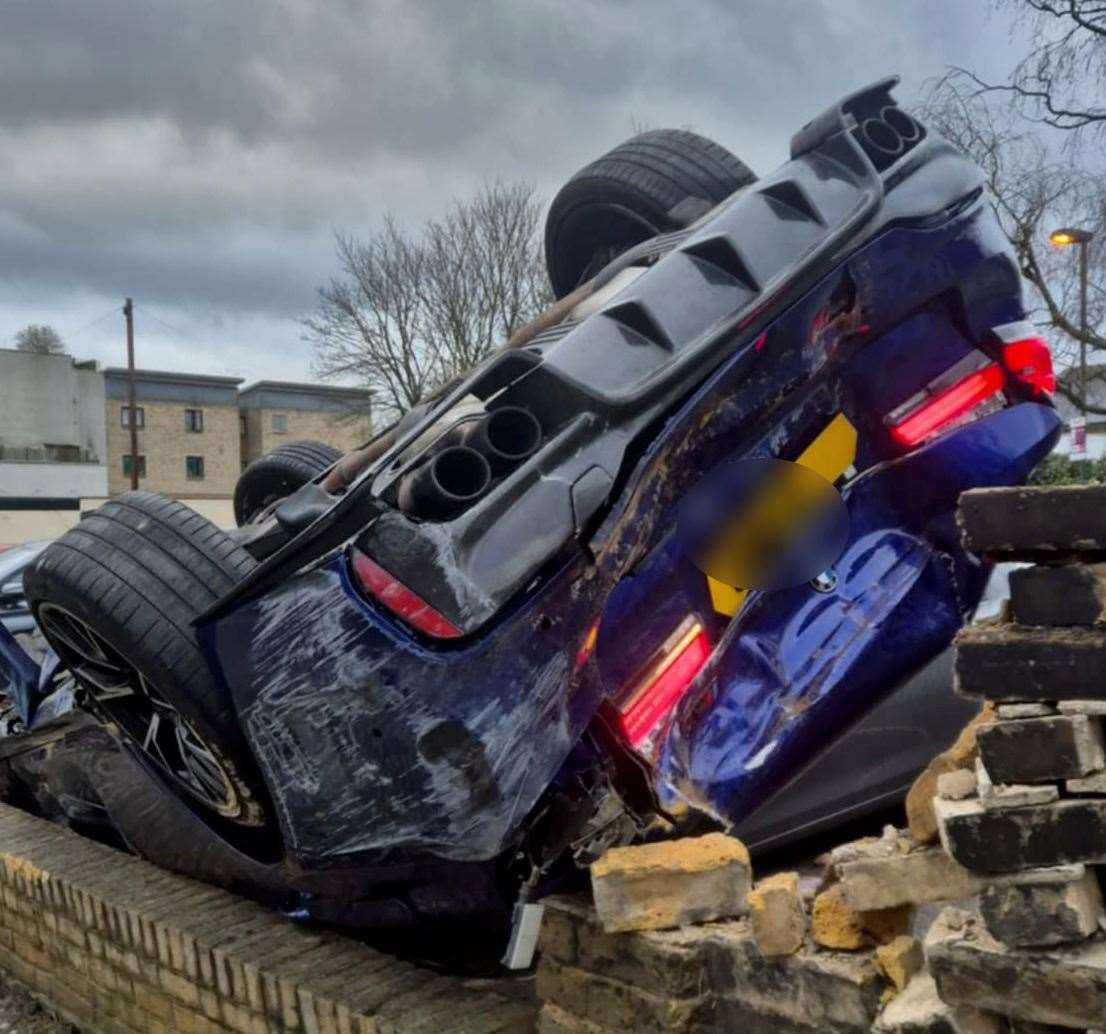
[0, 1, 1032, 385]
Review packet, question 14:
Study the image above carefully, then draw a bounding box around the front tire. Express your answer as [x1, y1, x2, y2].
[234, 439, 343, 526]
[24, 492, 269, 830]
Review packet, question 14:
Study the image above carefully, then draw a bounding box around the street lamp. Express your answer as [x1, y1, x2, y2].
[1049, 227, 1095, 434]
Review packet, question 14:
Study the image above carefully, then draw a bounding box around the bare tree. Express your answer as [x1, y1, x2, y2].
[304, 220, 439, 419]
[305, 182, 551, 421]
[957, 2, 1106, 135]
[14, 324, 67, 355]
[923, 77, 1106, 412]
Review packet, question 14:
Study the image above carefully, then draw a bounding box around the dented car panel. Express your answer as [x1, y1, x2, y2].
[661, 402, 1060, 826]
[206, 554, 607, 861]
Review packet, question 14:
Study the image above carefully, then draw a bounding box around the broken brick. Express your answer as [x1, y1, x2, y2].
[936, 796, 1106, 872]
[958, 485, 1106, 559]
[875, 935, 923, 993]
[976, 714, 1106, 783]
[996, 702, 1055, 719]
[1009, 562, 1106, 626]
[535, 957, 710, 1033]
[538, 895, 709, 999]
[926, 906, 1106, 1029]
[537, 1002, 619, 1034]
[872, 972, 1003, 1034]
[956, 623, 1106, 702]
[936, 769, 977, 801]
[701, 920, 885, 1032]
[810, 885, 865, 950]
[589, 833, 751, 933]
[905, 705, 994, 845]
[746, 871, 805, 958]
[834, 846, 987, 912]
[979, 868, 1103, 947]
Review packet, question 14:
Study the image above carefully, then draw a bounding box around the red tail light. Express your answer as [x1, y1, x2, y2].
[615, 619, 710, 749]
[349, 548, 463, 640]
[888, 362, 1006, 448]
[1001, 335, 1055, 397]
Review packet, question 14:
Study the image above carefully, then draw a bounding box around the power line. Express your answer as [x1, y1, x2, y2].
[59, 307, 120, 341]
[141, 309, 194, 339]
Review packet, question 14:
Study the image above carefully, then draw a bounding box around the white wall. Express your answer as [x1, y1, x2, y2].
[0, 496, 236, 547]
[0, 462, 108, 498]
[0, 350, 107, 461]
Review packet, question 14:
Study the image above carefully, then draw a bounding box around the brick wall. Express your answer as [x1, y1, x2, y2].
[106, 400, 241, 498]
[241, 409, 371, 466]
[0, 804, 533, 1034]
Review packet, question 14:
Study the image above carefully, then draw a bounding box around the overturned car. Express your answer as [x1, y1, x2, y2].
[0, 79, 1060, 945]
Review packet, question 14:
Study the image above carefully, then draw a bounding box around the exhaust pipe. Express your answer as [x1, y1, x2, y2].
[860, 116, 904, 156]
[397, 446, 491, 521]
[881, 106, 921, 144]
[458, 407, 543, 475]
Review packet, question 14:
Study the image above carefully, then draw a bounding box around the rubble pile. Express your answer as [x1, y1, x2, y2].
[537, 834, 893, 1033]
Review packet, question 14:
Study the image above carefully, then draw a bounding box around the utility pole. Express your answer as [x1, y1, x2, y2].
[123, 297, 138, 490]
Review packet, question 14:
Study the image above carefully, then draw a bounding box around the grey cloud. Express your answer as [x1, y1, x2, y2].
[0, 0, 1030, 382]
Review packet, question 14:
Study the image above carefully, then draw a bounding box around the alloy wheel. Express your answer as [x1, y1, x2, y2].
[36, 603, 242, 818]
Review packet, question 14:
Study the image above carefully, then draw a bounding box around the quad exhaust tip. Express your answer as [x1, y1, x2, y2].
[398, 445, 492, 521]
[860, 106, 922, 157]
[459, 406, 543, 475]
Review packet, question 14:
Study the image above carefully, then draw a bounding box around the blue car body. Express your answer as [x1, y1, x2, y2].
[0, 79, 1062, 929]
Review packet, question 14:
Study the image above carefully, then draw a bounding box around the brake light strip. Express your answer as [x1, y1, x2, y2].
[349, 548, 463, 640]
[616, 622, 711, 748]
[888, 362, 1006, 448]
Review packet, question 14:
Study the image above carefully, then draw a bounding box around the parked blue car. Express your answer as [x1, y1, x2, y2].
[1, 78, 1060, 942]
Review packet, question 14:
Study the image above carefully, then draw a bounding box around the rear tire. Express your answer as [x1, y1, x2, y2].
[23, 492, 269, 830]
[544, 128, 756, 298]
[233, 439, 343, 526]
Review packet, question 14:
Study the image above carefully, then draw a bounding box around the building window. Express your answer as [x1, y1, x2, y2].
[44, 444, 82, 463]
[121, 454, 146, 479]
[121, 405, 145, 429]
[184, 408, 204, 433]
[185, 455, 205, 480]
[271, 413, 287, 434]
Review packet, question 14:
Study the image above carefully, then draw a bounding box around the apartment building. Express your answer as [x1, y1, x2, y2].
[0, 349, 372, 513]
[238, 380, 372, 466]
[102, 368, 244, 497]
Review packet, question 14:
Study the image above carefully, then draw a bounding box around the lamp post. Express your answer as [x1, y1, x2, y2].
[1049, 228, 1095, 434]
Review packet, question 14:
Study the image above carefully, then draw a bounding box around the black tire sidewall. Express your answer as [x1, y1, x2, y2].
[24, 494, 271, 833]
[545, 128, 757, 297]
[545, 189, 668, 301]
[234, 439, 342, 525]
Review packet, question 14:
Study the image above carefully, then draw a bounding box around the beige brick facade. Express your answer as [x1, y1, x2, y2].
[237, 381, 372, 467]
[240, 407, 371, 467]
[106, 398, 241, 498]
[103, 369, 244, 499]
[102, 371, 371, 500]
